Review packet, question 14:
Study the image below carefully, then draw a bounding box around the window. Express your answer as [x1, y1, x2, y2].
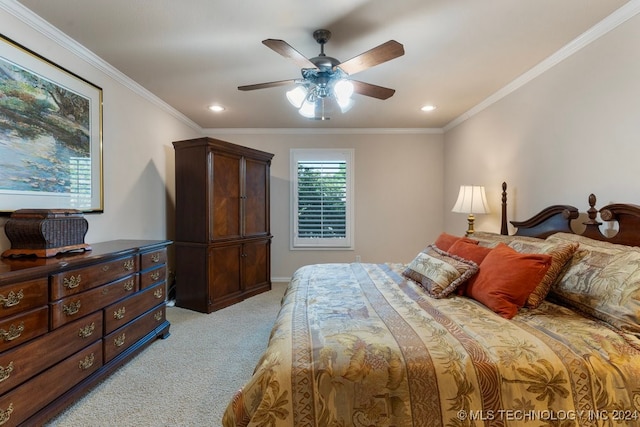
[69, 156, 92, 208]
[291, 149, 354, 249]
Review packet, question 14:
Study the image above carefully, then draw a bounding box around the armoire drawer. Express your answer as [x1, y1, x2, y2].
[50, 255, 139, 300]
[0, 340, 102, 427]
[141, 248, 167, 270]
[0, 306, 48, 353]
[104, 282, 166, 334]
[0, 278, 48, 319]
[0, 311, 102, 396]
[50, 274, 138, 329]
[104, 304, 166, 363]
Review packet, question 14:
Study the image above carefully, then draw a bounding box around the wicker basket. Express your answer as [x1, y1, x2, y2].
[2, 209, 91, 257]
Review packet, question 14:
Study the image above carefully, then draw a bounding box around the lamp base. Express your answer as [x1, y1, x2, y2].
[465, 213, 476, 236]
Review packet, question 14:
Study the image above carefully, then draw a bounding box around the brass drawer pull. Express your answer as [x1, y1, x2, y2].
[79, 353, 95, 370]
[102, 265, 110, 272]
[114, 307, 126, 320]
[0, 403, 13, 426]
[78, 322, 96, 338]
[114, 333, 126, 348]
[151, 253, 161, 263]
[0, 289, 23, 308]
[63, 275, 82, 289]
[123, 260, 135, 271]
[123, 280, 135, 291]
[0, 362, 14, 383]
[154, 311, 163, 321]
[63, 301, 82, 316]
[150, 271, 161, 281]
[0, 323, 24, 342]
[153, 288, 163, 299]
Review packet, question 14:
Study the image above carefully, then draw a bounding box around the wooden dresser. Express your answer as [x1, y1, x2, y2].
[0, 239, 171, 426]
[173, 137, 273, 313]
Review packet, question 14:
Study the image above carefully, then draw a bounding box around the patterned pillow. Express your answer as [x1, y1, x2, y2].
[546, 233, 640, 335]
[403, 245, 478, 298]
[472, 231, 542, 248]
[507, 239, 579, 308]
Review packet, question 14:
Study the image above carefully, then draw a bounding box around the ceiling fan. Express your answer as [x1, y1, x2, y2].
[238, 29, 405, 119]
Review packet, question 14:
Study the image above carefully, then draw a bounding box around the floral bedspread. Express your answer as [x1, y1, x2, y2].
[222, 263, 640, 427]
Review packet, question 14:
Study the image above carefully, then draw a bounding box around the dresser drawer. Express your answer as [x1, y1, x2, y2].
[140, 265, 166, 290]
[50, 255, 139, 300]
[0, 340, 102, 427]
[0, 311, 102, 395]
[141, 248, 167, 271]
[104, 282, 166, 334]
[50, 274, 138, 329]
[0, 306, 48, 353]
[104, 304, 166, 363]
[0, 278, 48, 319]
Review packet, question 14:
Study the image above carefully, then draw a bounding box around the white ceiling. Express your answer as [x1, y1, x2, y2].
[16, 0, 630, 129]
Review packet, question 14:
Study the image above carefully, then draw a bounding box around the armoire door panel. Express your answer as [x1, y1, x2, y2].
[242, 239, 270, 294]
[212, 153, 241, 241]
[209, 245, 242, 300]
[244, 158, 269, 237]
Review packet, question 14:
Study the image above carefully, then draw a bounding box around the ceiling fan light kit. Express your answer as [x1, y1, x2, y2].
[239, 29, 404, 120]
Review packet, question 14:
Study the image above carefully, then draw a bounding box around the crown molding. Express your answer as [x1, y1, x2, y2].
[203, 127, 443, 135]
[0, 0, 201, 132]
[444, 0, 640, 132]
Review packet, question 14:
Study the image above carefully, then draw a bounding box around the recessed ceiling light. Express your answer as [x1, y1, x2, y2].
[208, 105, 225, 112]
[421, 105, 436, 112]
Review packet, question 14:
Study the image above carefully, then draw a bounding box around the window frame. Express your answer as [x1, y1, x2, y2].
[290, 148, 354, 250]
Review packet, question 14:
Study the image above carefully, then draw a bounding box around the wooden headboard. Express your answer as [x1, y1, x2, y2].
[499, 182, 640, 247]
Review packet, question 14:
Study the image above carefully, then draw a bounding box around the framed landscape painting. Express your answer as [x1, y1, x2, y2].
[0, 35, 103, 214]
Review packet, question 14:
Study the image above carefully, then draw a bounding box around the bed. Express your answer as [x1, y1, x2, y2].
[222, 183, 640, 427]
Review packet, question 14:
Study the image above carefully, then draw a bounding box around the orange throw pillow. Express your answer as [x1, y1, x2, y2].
[465, 243, 552, 319]
[448, 239, 494, 294]
[434, 232, 478, 251]
[448, 239, 492, 265]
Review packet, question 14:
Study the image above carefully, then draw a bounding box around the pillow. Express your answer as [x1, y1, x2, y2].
[448, 239, 493, 265]
[433, 232, 477, 251]
[464, 243, 552, 319]
[507, 239, 579, 308]
[403, 245, 478, 298]
[545, 233, 640, 334]
[447, 239, 493, 295]
[472, 231, 543, 248]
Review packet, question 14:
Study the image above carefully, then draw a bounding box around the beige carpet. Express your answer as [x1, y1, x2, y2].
[46, 282, 288, 427]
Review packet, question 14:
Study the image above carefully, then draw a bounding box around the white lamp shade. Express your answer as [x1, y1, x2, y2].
[286, 86, 307, 108]
[334, 79, 354, 100]
[451, 185, 490, 214]
[298, 99, 316, 118]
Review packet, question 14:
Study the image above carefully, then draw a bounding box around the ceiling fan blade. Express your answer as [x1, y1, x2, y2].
[262, 39, 317, 69]
[337, 40, 404, 75]
[351, 80, 396, 100]
[238, 79, 297, 91]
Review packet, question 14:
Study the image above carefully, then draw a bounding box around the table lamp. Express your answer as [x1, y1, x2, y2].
[452, 185, 490, 236]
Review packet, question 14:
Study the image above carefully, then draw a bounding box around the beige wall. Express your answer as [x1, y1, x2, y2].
[206, 131, 444, 280]
[443, 13, 640, 235]
[0, 7, 201, 253]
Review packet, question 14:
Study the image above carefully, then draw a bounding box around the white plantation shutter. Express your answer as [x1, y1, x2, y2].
[69, 156, 92, 208]
[291, 149, 354, 249]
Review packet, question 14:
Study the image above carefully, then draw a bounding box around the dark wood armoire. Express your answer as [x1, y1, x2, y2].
[172, 137, 274, 313]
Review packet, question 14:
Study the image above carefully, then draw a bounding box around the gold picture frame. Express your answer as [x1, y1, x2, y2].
[0, 34, 103, 214]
